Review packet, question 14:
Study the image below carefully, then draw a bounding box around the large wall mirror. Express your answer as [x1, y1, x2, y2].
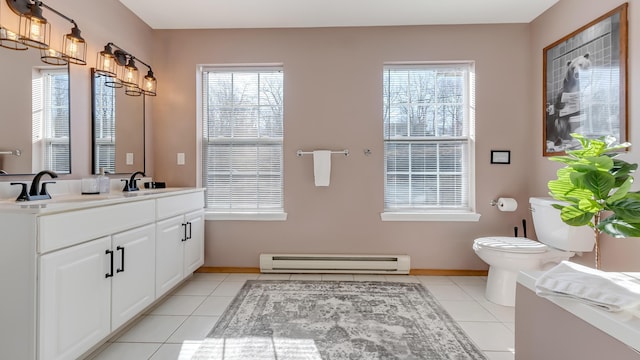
[91, 68, 145, 175]
[0, 51, 70, 175]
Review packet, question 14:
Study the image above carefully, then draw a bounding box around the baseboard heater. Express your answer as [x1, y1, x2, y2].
[259, 254, 410, 274]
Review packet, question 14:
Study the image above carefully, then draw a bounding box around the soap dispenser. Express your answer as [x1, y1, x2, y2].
[98, 167, 110, 194]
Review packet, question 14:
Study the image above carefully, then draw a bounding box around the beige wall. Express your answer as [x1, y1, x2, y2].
[529, 0, 640, 271]
[0, 0, 153, 180]
[153, 25, 534, 269]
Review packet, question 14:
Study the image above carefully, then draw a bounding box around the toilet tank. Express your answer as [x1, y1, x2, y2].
[529, 197, 595, 252]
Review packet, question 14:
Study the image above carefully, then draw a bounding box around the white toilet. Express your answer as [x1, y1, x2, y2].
[473, 197, 594, 306]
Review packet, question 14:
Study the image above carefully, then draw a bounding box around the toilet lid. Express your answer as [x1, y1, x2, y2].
[474, 236, 548, 254]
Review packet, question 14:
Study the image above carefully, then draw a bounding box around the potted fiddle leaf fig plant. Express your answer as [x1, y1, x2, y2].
[547, 133, 640, 269]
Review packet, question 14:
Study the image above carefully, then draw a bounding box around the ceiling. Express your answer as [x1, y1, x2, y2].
[119, 0, 560, 30]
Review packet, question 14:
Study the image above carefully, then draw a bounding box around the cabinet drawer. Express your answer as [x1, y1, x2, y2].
[156, 192, 204, 220]
[39, 200, 156, 253]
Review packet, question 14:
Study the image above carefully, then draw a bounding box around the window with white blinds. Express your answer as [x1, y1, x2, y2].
[32, 68, 70, 173]
[93, 74, 116, 173]
[201, 67, 284, 213]
[383, 63, 475, 214]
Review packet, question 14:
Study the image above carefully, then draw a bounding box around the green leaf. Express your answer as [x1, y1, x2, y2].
[560, 206, 594, 226]
[597, 215, 640, 238]
[607, 196, 640, 221]
[607, 177, 632, 203]
[577, 171, 615, 200]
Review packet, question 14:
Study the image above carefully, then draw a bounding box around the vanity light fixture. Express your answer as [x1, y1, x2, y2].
[0, 1, 27, 50]
[96, 42, 157, 96]
[5, 0, 86, 65]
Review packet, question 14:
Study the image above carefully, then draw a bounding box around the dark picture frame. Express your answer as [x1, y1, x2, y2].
[491, 150, 511, 164]
[543, 3, 628, 156]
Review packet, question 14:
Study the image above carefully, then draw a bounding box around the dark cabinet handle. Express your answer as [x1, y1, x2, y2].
[116, 246, 125, 273]
[105, 249, 114, 278]
[181, 223, 187, 242]
[187, 222, 193, 240]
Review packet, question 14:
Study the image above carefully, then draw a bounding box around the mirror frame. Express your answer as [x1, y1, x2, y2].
[90, 68, 145, 175]
[0, 63, 71, 176]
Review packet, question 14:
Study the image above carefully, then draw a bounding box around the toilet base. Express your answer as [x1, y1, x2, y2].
[485, 266, 518, 307]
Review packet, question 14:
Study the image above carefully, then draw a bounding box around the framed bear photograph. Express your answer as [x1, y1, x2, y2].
[543, 3, 628, 156]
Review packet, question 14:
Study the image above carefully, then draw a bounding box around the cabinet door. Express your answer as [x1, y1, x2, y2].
[111, 224, 156, 330]
[183, 209, 205, 276]
[39, 237, 111, 360]
[155, 215, 185, 297]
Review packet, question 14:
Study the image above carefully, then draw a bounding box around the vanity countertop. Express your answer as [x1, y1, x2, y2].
[0, 187, 204, 215]
[518, 270, 640, 352]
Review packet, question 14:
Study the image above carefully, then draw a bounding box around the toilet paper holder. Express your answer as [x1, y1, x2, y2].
[490, 197, 518, 212]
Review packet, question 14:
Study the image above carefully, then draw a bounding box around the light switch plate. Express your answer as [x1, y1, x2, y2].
[126, 153, 134, 165]
[177, 153, 185, 165]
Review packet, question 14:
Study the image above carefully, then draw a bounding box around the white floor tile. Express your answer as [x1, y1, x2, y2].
[167, 316, 220, 343]
[450, 276, 487, 285]
[258, 273, 292, 280]
[223, 273, 260, 282]
[425, 284, 474, 301]
[353, 274, 388, 281]
[321, 274, 354, 281]
[210, 282, 245, 296]
[416, 276, 455, 285]
[478, 300, 515, 323]
[172, 280, 222, 296]
[438, 301, 498, 322]
[484, 351, 515, 360]
[290, 274, 322, 280]
[91, 342, 161, 360]
[385, 275, 420, 283]
[192, 296, 234, 316]
[459, 283, 490, 301]
[150, 295, 207, 316]
[149, 342, 203, 360]
[190, 273, 228, 282]
[503, 322, 515, 332]
[115, 315, 187, 343]
[457, 321, 515, 352]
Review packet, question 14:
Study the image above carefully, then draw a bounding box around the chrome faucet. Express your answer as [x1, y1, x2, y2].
[11, 170, 58, 201]
[122, 171, 145, 192]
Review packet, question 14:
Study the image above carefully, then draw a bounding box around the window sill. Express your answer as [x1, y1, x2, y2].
[205, 211, 288, 221]
[380, 212, 481, 222]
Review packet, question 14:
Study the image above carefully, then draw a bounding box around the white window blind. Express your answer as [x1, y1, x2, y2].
[93, 74, 116, 173]
[32, 69, 70, 173]
[201, 67, 284, 212]
[383, 63, 475, 212]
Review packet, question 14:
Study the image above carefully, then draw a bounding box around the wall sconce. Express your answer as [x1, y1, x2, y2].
[96, 42, 157, 96]
[0, 2, 28, 51]
[4, 0, 86, 65]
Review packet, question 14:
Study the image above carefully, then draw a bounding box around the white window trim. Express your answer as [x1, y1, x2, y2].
[380, 211, 480, 222]
[382, 62, 477, 219]
[197, 64, 286, 221]
[206, 211, 288, 221]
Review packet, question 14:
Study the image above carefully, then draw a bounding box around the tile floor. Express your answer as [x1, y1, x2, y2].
[86, 273, 515, 360]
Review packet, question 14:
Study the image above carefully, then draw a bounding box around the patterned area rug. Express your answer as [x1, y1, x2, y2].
[192, 280, 486, 359]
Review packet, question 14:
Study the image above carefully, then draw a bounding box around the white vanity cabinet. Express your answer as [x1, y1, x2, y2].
[155, 191, 205, 298]
[0, 188, 205, 360]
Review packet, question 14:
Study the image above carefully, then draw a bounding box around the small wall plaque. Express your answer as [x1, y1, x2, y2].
[491, 150, 511, 164]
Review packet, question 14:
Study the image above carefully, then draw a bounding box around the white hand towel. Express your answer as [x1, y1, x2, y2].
[313, 150, 332, 186]
[535, 261, 640, 312]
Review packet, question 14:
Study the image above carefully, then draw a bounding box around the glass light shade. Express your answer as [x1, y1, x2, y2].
[125, 85, 142, 96]
[19, 10, 50, 49]
[40, 47, 68, 65]
[121, 59, 139, 87]
[0, 27, 28, 50]
[62, 26, 86, 65]
[141, 71, 157, 96]
[104, 64, 123, 88]
[96, 50, 117, 77]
